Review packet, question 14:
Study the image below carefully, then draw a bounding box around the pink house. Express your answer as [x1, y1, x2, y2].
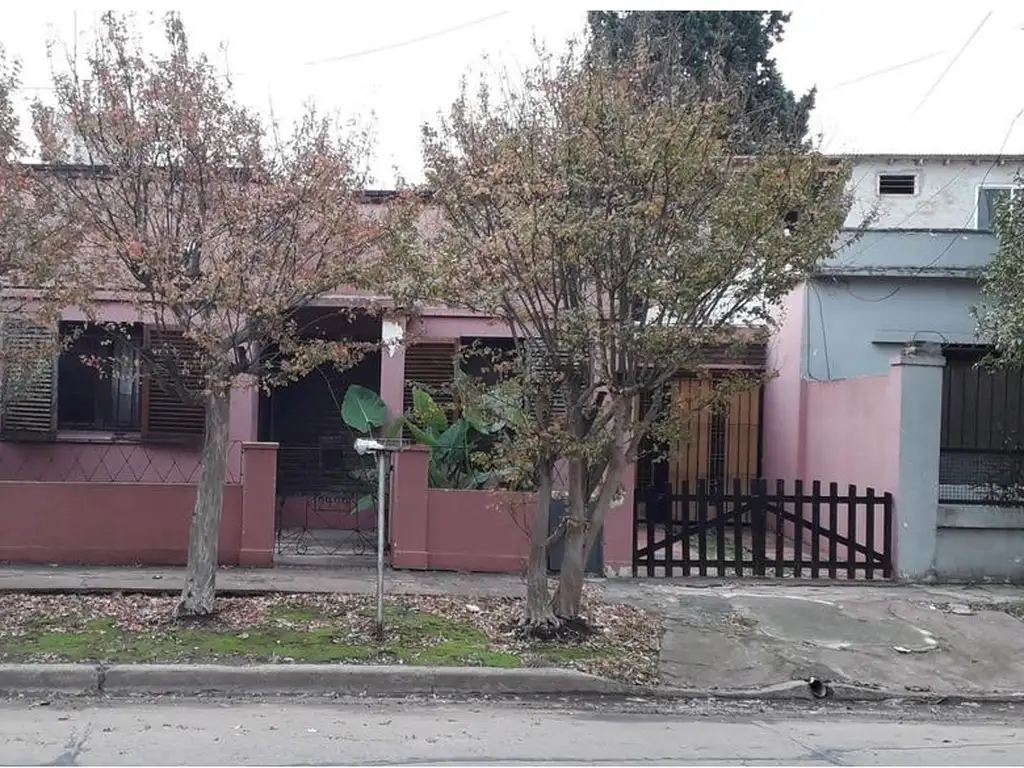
[0, 291, 638, 574]
[760, 154, 1024, 583]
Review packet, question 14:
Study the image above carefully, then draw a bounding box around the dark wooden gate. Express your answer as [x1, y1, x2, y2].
[633, 479, 893, 580]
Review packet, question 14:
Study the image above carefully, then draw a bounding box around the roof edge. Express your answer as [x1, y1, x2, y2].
[831, 153, 1024, 164]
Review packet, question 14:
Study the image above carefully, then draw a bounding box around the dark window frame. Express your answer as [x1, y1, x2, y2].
[977, 185, 1016, 231]
[57, 321, 144, 434]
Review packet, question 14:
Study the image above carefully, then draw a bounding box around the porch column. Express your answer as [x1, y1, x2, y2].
[380, 315, 407, 420]
[892, 342, 945, 581]
[228, 374, 260, 480]
[239, 441, 278, 566]
[602, 461, 636, 577]
[390, 445, 431, 569]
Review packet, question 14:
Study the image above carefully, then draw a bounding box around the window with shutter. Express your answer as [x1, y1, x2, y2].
[0, 319, 58, 440]
[402, 340, 457, 413]
[57, 321, 143, 434]
[141, 326, 206, 443]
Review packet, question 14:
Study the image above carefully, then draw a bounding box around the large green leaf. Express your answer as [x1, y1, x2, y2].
[383, 416, 406, 439]
[436, 418, 471, 466]
[428, 463, 450, 488]
[482, 388, 527, 432]
[463, 405, 491, 435]
[411, 387, 448, 432]
[341, 385, 389, 434]
[470, 470, 494, 488]
[406, 418, 441, 448]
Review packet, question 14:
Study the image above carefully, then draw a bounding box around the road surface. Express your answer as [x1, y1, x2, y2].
[1, 696, 1021, 765]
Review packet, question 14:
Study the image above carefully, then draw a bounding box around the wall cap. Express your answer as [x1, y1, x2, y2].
[892, 341, 945, 368]
[938, 503, 1024, 529]
[396, 444, 431, 454]
[241, 441, 280, 451]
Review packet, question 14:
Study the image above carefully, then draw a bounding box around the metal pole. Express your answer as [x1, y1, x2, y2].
[375, 450, 387, 639]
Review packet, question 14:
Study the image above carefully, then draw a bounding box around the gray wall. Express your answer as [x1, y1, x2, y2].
[934, 506, 1024, 582]
[805, 276, 982, 380]
[844, 159, 1024, 230]
[804, 230, 995, 382]
[826, 230, 997, 274]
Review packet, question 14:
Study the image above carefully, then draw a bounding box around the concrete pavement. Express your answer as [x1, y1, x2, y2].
[5, 565, 1024, 700]
[643, 582, 1024, 699]
[2, 697, 1023, 765]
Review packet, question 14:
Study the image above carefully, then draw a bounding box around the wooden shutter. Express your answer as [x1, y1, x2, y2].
[141, 326, 206, 443]
[403, 339, 457, 413]
[723, 386, 761, 485]
[0, 318, 58, 440]
[522, 338, 568, 417]
[668, 377, 714, 502]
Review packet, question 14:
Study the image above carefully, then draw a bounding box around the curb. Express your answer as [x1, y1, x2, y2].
[0, 664, 630, 698]
[2, 664, 1023, 705]
[653, 679, 1024, 705]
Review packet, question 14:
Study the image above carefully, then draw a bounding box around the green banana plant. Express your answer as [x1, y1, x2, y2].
[338, 379, 527, 493]
[339, 384, 402, 513]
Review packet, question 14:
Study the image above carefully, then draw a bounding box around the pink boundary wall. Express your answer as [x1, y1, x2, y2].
[0, 442, 278, 567]
[389, 447, 634, 574]
[763, 285, 902, 558]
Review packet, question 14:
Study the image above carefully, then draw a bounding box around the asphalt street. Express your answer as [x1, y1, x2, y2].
[1, 697, 1022, 766]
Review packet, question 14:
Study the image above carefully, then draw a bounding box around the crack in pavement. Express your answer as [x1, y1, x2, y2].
[752, 720, 850, 766]
[42, 724, 91, 767]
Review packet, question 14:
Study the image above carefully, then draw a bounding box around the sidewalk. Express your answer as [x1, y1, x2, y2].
[3, 564, 1024, 699]
[0, 563, 526, 598]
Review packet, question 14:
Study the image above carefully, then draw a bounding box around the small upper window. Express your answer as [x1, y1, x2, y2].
[978, 186, 1016, 231]
[877, 174, 917, 196]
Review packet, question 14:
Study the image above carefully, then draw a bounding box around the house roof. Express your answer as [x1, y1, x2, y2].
[18, 164, 420, 204]
[832, 153, 1024, 165]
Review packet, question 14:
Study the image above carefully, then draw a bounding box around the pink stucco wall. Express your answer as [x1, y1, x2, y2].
[762, 284, 901, 559]
[0, 482, 244, 565]
[0, 442, 278, 566]
[410, 313, 514, 339]
[389, 446, 532, 572]
[420, 489, 534, 572]
[762, 284, 807, 483]
[388, 446, 631, 574]
[797, 373, 901, 557]
[763, 370, 902, 559]
[0, 440, 240, 483]
[799, 374, 901, 496]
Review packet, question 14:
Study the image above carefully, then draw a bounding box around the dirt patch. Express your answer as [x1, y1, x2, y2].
[0, 588, 661, 686]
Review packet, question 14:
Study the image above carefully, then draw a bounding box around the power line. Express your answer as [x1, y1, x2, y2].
[10, 9, 513, 90]
[826, 50, 946, 91]
[299, 11, 511, 67]
[908, 10, 992, 119]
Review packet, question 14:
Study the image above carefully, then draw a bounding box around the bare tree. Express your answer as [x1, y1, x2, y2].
[30, 13, 395, 616]
[408, 40, 851, 628]
[0, 46, 80, 421]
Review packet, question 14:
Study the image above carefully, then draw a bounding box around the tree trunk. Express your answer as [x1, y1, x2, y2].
[553, 456, 587, 619]
[524, 461, 557, 629]
[553, 400, 632, 619]
[177, 387, 231, 618]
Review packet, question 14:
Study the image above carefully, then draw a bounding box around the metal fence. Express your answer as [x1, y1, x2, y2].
[940, 349, 1024, 505]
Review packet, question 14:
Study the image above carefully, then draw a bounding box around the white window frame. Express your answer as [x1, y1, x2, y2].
[975, 184, 1018, 230]
[876, 172, 919, 197]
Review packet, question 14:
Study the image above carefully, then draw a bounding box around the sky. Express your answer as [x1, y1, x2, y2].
[5, 2, 1024, 185]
